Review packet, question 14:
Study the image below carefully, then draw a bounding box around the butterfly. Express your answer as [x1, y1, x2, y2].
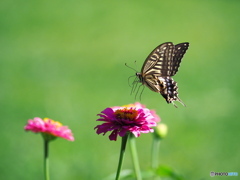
[135, 42, 189, 107]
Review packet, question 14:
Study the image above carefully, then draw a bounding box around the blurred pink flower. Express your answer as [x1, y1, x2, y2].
[24, 117, 74, 141]
[94, 102, 160, 141]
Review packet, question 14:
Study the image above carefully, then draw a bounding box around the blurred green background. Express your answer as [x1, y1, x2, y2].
[1, 0, 239, 179]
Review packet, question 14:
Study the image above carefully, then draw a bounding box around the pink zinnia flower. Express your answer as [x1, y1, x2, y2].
[94, 102, 160, 141]
[24, 117, 74, 141]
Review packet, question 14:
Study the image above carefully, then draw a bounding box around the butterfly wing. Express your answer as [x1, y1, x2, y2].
[143, 75, 185, 107]
[142, 74, 161, 92]
[170, 42, 189, 76]
[141, 42, 175, 76]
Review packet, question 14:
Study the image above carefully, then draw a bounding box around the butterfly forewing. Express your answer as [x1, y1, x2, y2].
[142, 42, 174, 76]
[171, 42, 189, 76]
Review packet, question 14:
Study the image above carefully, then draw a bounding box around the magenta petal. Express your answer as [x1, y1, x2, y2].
[95, 123, 112, 135]
[109, 130, 118, 141]
[118, 129, 128, 137]
[131, 131, 140, 137]
[100, 108, 115, 118]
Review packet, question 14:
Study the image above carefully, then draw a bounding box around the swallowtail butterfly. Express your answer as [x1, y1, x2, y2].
[135, 42, 189, 107]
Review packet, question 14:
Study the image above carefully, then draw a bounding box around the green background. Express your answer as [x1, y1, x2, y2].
[1, 0, 239, 179]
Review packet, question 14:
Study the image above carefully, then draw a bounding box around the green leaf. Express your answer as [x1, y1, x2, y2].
[155, 165, 185, 180]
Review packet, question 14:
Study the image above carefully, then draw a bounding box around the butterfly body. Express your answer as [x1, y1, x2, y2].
[136, 42, 189, 107]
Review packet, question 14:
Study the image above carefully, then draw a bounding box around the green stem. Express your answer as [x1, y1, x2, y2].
[129, 134, 142, 180]
[151, 137, 161, 169]
[115, 133, 129, 180]
[44, 139, 50, 180]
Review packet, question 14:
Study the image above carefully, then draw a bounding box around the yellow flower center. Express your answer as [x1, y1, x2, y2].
[114, 108, 138, 121]
[43, 118, 62, 127]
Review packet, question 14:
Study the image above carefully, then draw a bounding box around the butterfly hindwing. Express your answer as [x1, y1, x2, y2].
[143, 75, 161, 92]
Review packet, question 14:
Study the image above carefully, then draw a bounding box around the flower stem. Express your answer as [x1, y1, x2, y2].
[129, 134, 142, 180]
[115, 133, 129, 180]
[151, 137, 161, 169]
[44, 139, 50, 180]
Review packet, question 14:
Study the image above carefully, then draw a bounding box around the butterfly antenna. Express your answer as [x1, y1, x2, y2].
[134, 60, 139, 70]
[125, 63, 138, 72]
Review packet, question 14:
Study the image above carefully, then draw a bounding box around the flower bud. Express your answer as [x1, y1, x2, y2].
[154, 123, 168, 139]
